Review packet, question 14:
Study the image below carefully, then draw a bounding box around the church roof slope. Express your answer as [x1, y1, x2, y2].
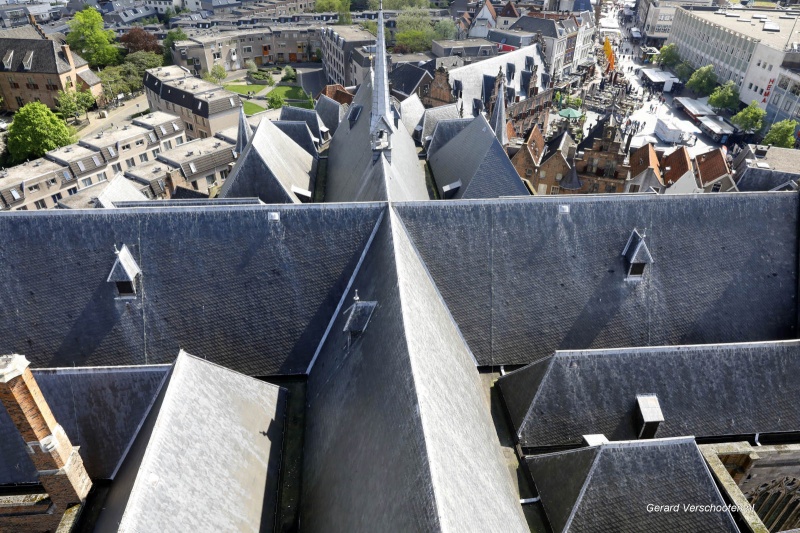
[528, 438, 739, 533]
[393, 192, 799, 366]
[499, 340, 800, 449]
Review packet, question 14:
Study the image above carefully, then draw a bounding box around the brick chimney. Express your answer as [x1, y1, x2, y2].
[27, 14, 47, 40]
[61, 45, 75, 71]
[0, 354, 92, 508]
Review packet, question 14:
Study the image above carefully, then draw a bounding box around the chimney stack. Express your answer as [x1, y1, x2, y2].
[61, 45, 75, 71]
[0, 354, 92, 512]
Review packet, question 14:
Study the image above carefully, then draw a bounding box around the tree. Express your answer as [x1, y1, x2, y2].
[708, 81, 740, 114]
[433, 19, 457, 40]
[314, 0, 340, 10]
[162, 28, 188, 65]
[119, 27, 161, 54]
[99, 65, 132, 104]
[361, 20, 377, 35]
[7, 103, 74, 164]
[674, 61, 694, 83]
[731, 100, 767, 133]
[282, 66, 296, 81]
[368, 0, 427, 8]
[203, 64, 227, 84]
[337, 0, 352, 24]
[657, 43, 680, 67]
[394, 30, 432, 53]
[763, 119, 798, 147]
[124, 50, 163, 77]
[66, 7, 120, 67]
[246, 59, 257, 72]
[397, 6, 432, 33]
[267, 92, 285, 109]
[686, 65, 717, 96]
[56, 89, 78, 122]
[76, 90, 96, 118]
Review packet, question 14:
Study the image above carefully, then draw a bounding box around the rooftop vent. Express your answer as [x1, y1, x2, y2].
[107, 244, 142, 298]
[442, 180, 462, 199]
[635, 394, 664, 439]
[621, 228, 653, 281]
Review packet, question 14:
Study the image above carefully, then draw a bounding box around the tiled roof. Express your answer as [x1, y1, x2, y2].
[661, 146, 692, 185]
[695, 148, 729, 185]
[498, 0, 520, 18]
[630, 144, 661, 184]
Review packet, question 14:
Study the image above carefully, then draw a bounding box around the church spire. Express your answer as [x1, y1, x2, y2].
[490, 68, 507, 146]
[235, 104, 251, 156]
[370, 0, 391, 134]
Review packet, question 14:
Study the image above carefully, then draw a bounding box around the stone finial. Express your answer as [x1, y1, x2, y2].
[0, 354, 30, 384]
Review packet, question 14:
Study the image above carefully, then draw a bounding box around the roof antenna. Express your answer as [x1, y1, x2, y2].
[353, 289, 360, 302]
[113, 244, 120, 255]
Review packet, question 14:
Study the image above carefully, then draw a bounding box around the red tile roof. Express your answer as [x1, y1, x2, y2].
[661, 147, 692, 185]
[695, 148, 730, 186]
[630, 144, 662, 184]
[526, 124, 546, 164]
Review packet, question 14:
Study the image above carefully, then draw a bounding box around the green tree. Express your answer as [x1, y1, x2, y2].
[361, 20, 377, 35]
[368, 0, 427, 8]
[162, 28, 188, 65]
[66, 7, 120, 67]
[394, 30, 432, 52]
[245, 59, 257, 72]
[731, 100, 767, 133]
[674, 61, 694, 83]
[337, 0, 352, 24]
[433, 19, 457, 40]
[56, 89, 78, 122]
[99, 65, 132, 104]
[708, 81, 740, 114]
[7, 103, 75, 164]
[397, 6, 432, 33]
[314, 0, 340, 10]
[76, 90, 96, 118]
[203, 64, 227, 84]
[657, 43, 680, 67]
[124, 50, 163, 78]
[686, 65, 717, 96]
[267, 92, 285, 109]
[282, 66, 296, 81]
[763, 119, 798, 147]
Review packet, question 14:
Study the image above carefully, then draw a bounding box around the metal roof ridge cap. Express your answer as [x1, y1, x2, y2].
[550, 338, 800, 358]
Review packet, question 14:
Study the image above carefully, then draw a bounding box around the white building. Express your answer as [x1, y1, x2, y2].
[637, 0, 713, 46]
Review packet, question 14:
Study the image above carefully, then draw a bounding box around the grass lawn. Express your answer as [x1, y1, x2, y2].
[267, 85, 308, 100]
[242, 101, 266, 116]
[224, 84, 262, 95]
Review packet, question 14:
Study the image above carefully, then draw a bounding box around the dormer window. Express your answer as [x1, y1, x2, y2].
[107, 244, 142, 298]
[342, 290, 376, 347]
[621, 228, 653, 281]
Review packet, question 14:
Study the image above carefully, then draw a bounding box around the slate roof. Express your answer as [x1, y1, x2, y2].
[394, 193, 799, 366]
[0, 364, 169, 483]
[498, 1, 520, 18]
[315, 94, 345, 135]
[0, 204, 383, 375]
[510, 16, 559, 37]
[528, 438, 739, 533]
[428, 115, 529, 199]
[95, 351, 287, 532]
[220, 117, 317, 203]
[419, 102, 460, 144]
[302, 209, 528, 532]
[279, 105, 327, 142]
[59, 174, 148, 209]
[77, 68, 101, 87]
[499, 339, 800, 449]
[324, 63, 428, 203]
[387, 63, 431, 97]
[399, 92, 425, 137]
[273, 120, 319, 158]
[426, 117, 472, 157]
[448, 43, 548, 107]
[0, 37, 87, 74]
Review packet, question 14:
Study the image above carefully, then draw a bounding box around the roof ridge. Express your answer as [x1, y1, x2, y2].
[550, 338, 800, 358]
[517, 356, 556, 437]
[562, 446, 603, 532]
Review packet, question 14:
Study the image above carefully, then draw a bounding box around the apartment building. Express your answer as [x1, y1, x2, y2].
[668, 8, 800, 110]
[144, 65, 241, 139]
[157, 136, 236, 194]
[509, 12, 595, 80]
[0, 111, 186, 211]
[171, 25, 322, 75]
[321, 25, 374, 86]
[0, 29, 102, 111]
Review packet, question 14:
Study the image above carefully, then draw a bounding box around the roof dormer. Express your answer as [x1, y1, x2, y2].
[107, 244, 142, 297]
[342, 290, 377, 347]
[621, 228, 653, 281]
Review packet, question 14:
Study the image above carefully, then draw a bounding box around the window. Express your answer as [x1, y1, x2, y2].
[139, 153, 149, 163]
[81, 177, 92, 187]
[67, 186, 77, 195]
[97, 171, 107, 181]
[28, 184, 39, 192]
[206, 174, 215, 185]
[175, 136, 184, 145]
[711, 182, 722, 192]
[51, 193, 62, 203]
[47, 178, 56, 186]
[160, 125, 168, 135]
[163, 140, 172, 150]
[15, 96, 23, 107]
[77, 161, 86, 172]
[629, 184, 641, 193]
[34, 199, 47, 209]
[126, 157, 135, 167]
[172, 122, 180, 131]
[186, 124, 194, 132]
[550, 186, 560, 194]
[748, 82, 753, 90]
[136, 139, 144, 146]
[148, 132, 157, 143]
[115, 281, 135, 297]
[108, 146, 116, 157]
[526, 168, 533, 176]
[112, 163, 122, 173]
[152, 148, 160, 157]
[122, 143, 131, 151]
[629, 262, 646, 277]
[243, 46, 252, 53]
[189, 162, 197, 173]
[92, 155, 102, 166]
[540, 170, 546, 179]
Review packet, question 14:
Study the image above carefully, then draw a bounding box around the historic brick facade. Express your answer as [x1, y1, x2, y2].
[422, 66, 457, 108]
